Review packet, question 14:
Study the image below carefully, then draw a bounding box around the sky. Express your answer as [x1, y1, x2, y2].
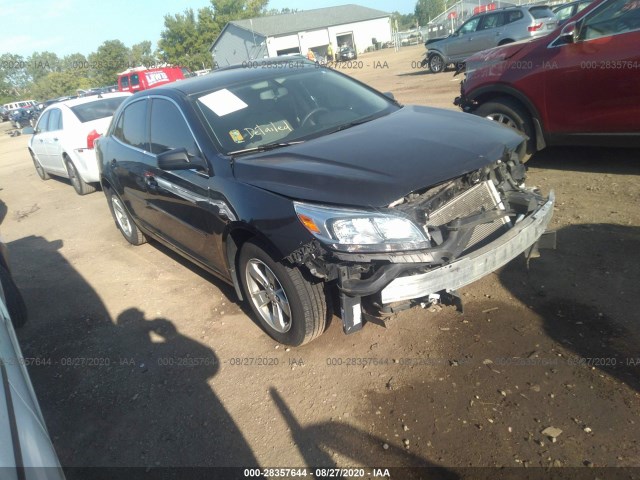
[0, 0, 417, 58]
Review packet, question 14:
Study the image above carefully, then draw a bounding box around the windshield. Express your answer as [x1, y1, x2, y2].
[70, 96, 128, 123]
[195, 66, 397, 154]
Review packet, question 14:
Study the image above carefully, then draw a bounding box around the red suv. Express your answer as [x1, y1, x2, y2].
[455, 0, 640, 158]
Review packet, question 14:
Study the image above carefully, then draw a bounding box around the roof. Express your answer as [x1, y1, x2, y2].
[142, 57, 318, 98]
[227, 4, 390, 38]
[51, 92, 131, 110]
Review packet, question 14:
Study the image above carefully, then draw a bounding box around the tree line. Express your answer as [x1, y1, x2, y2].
[1, 0, 427, 103]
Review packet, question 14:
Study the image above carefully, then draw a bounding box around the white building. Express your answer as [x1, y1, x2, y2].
[210, 4, 392, 67]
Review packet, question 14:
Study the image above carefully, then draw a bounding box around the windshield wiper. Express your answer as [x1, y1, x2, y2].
[328, 113, 386, 134]
[228, 140, 305, 156]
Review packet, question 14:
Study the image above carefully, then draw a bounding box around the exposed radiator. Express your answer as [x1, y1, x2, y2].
[425, 180, 510, 251]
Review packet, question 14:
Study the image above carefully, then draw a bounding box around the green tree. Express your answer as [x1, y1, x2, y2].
[391, 11, 418, 30]
[415, 0, 447, 25]
[0, 53, 29, 99]
[26, 51, 61, 83]
[158, 0, 269, 71]
[88, 40, 130, 86]
[158, 8, 215, 70]
[62, 53, 88, 71]
[29, 71, 92, 100]
[130, 41, 157, 68]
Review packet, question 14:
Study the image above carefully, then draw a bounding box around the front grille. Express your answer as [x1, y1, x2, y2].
[425, 180, 510, 252]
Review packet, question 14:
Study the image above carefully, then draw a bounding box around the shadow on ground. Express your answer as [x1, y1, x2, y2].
[500, 223, 640, 391]
[11, 235, 259, 470]
[528, 147, 640, 175]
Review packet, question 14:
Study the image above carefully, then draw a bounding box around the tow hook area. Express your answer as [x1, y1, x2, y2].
[338, 286, 466, 335]
[525, 229, 557, 266]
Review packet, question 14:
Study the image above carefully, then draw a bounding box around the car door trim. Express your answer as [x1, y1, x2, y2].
[1, 361, 25, 480]
[155, 177, 237, 221]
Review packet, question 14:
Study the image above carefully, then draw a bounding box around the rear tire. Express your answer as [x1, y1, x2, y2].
[473, 97, 535, 161]
[239, 240, 329, 346]
[0, 265, 27, 328]
[107, 191, 146, 245]
[429, 53, 445, 73]
[65, 157, 96, 195]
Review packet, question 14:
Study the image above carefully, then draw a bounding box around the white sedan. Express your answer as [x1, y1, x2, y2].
[27, 93, 131, 195]
[0, 242, 65, 477]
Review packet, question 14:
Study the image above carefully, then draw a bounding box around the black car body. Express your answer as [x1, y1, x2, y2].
[336, 46, 357, 61]
[97, 59, 554, 346]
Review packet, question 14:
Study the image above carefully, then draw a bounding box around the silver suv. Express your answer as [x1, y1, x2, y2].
[424, 6, 558, 73]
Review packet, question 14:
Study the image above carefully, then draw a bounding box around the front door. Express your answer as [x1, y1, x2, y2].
[543, 0, 640, 133]
[145, 97, 223, 270]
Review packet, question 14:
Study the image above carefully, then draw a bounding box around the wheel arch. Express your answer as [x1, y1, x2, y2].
[468, 86, 547, 150]
[223, 225, 287, 302]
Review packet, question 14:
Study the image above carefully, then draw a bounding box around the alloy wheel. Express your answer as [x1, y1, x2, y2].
[111, 195, 133, 238]
[485, 112, 518, 130]
[245, 259, 292, 333]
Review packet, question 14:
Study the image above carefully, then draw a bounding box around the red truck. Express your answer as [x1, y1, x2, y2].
[117, 66, 191, 93]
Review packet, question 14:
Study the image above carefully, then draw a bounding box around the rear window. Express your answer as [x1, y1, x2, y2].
[529, 6, 556, 18]
[70, 97, 128, 123]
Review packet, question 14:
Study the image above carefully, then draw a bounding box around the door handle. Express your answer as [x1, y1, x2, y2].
[144, 175, 159, 192]
[53, 138, 59, 142]
[110, 159, 117, 168]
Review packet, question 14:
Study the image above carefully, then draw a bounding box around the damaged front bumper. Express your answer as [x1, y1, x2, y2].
[380, 191, 554, 303]
[334, 191, 555, 334]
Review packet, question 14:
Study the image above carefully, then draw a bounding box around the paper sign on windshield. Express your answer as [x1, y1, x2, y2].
[198, 89, 248, 117]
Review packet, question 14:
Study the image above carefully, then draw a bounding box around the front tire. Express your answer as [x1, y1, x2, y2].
[65, 158, 96, 195]
[30, 151, 49, 180]
[107, 191, 146, 245]
[473, 97, 535, 160]
[429, 53, 445, 73]
[239, 240, 329, 346]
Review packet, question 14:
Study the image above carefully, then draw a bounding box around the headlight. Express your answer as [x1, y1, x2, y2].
[294, 201, 430, 253]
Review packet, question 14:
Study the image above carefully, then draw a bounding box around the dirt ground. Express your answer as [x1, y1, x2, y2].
[1, 44, 639, 478]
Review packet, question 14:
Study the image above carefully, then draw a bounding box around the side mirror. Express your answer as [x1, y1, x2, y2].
[559, 21, 577, 43]
[383, 91, 395, 100]
[21, 126, 35, 135]
[157, 148, 208, 172]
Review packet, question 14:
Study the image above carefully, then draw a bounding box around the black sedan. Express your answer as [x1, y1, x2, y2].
[336, 46, 357, 61]
[97, 58, 554, 346]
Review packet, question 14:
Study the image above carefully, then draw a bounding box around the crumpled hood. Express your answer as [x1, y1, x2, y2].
[425, 37, 447, 47]
[233, 106, 524, 208]
[464, 39, 533, 74]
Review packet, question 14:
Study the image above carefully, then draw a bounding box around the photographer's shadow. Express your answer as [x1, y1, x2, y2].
[75, 307, 260, 468]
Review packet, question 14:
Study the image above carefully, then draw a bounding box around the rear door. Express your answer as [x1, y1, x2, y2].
[43, 108, 65, 173]
[109, 98, 156, 227]
[474, 12, 506, 51]
[543, 0, 640, 133]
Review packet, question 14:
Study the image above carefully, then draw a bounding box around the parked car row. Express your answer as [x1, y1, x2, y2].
[455, 0, 640, 158]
